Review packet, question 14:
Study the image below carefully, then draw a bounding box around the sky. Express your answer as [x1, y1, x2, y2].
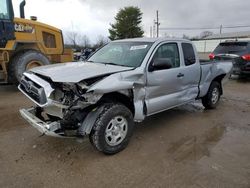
[12, 0, 250, 43]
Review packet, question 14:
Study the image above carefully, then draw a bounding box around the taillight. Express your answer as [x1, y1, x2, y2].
[242, 54, 250, 61]
[209, 53, 215, 60]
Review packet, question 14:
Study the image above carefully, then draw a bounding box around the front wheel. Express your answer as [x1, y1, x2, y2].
[202, 81, 221, 109]
[89, 103, 134, 155]
[8, 50, 50, 84]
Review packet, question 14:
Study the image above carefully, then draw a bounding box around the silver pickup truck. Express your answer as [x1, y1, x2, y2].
[19, 38, 232, 154]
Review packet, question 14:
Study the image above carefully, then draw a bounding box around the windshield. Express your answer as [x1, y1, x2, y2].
[88, 42, 153, 68]
[214, 42, 249, 54]
[0, 0, 9, 19]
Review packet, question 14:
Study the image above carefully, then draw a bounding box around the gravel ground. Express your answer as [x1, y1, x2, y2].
[0, 78, 250, 188]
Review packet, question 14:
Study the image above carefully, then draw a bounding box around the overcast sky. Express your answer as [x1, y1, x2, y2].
[13, 0, 250, 43]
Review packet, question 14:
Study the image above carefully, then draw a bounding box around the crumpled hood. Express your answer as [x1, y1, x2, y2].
[30, 62, 133, 83]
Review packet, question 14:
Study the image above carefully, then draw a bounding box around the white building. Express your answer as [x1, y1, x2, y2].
[193, 31, 250, 53]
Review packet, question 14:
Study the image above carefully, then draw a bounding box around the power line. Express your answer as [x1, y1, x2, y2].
[159, 25, 250, 31]
[224, 25, 250, 29]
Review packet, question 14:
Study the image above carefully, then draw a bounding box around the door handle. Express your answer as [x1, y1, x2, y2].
[177, 73, 184, 78]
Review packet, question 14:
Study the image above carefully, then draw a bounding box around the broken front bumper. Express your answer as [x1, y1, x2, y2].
[19, 108, 63, 137]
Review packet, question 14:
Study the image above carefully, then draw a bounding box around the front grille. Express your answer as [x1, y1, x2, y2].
[19, 76, 47, 105]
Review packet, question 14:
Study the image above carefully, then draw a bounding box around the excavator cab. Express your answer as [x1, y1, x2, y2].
[0, 0, 73, 84]
[0, 0, 15, 48]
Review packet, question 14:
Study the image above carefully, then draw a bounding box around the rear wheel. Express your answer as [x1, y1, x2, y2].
[202, 81, 221, 109]
[8, 50, 50, 84]
[89, 103, 134, 155]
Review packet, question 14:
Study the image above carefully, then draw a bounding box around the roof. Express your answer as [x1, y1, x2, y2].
[112, 37, 190, 43]
[220, 40, 250, 43]
[205, 31, 250, 40]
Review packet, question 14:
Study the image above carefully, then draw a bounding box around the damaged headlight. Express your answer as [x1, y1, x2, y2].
[76, 81, 89, 95]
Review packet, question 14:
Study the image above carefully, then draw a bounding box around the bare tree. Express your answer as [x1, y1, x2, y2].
[200, 31, 214, 39]
[79, 35, 90, 48]
[65, 31, 79, 49]
[182, 34, 190, 39]
[64, 31, 91, 50]
[93, 35, 110, 49]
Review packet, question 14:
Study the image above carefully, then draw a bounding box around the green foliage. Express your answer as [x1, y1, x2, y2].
[109, 6, 144, 40]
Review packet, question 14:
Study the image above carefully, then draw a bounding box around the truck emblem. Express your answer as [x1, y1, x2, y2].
[24, 81, 33, 93]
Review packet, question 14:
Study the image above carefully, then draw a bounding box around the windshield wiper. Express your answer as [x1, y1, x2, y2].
[103, 62, 119, 66]
[99, 62, 130, 67]
[88, 61, 132, 67]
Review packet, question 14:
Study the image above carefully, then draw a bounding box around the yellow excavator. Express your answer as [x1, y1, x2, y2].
[0, 0, 73, 84]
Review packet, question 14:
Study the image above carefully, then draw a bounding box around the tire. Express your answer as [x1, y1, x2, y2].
[202, 81, 221, 109]
[8, 50, 50, 84]
[89, 103, 134, 155]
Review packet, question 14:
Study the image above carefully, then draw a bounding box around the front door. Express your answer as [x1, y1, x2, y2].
[0, 0, 15, 48]
[145, 42, 186, 115]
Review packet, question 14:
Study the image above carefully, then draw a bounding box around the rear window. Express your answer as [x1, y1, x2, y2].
[214, 42, 249, 54]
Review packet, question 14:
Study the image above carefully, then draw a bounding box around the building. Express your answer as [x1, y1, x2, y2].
[193, 31, 250, 53]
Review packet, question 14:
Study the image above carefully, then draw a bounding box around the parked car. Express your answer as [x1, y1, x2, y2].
[209, 41, 250, 76]
[18, 38, 232, 154]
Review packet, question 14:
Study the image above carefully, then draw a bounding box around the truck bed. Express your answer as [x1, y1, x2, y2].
[199, 60, 233, 98]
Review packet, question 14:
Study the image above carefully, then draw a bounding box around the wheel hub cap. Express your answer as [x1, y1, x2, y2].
[105, 116, 128, 146]
[211, 88, 219, 104]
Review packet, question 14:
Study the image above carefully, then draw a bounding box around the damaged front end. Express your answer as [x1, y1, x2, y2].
[19, 72, 105, 137]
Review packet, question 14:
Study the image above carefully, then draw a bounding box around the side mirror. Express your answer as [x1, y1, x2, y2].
[149, 58, 172, 72]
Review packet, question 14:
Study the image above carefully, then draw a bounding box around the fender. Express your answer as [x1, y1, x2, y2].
[87, 70, 146, 122]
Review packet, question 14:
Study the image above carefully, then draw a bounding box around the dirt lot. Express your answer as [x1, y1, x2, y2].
[0, 79, 250, 188]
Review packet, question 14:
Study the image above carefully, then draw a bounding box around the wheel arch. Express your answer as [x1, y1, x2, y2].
[98, 91, 135, 115]
[78, 90, 135, 136]
[211, 74, 226, 95]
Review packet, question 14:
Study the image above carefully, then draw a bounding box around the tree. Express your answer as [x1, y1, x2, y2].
[64, 31, 90, 49]
[200, 31, 214, 39]
[79, 34, 90, 48]
[66, 31, 79, 49]
[182, 34, 190, 39]
[93, 35, 110, 49]
[109, 6, 144, 40]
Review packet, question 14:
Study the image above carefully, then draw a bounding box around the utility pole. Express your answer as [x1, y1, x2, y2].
[153, 20, 156, 38]
[219, 24, 223, 42]
[155, 10, 160, 37]
[150, 26, 152, 38]
[219, 24, 223, 35]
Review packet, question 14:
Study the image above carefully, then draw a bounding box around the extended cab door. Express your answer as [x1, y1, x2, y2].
[0, 0, 15, 48]
[145, 42, 186, 115]
[178, 43, 200, 101]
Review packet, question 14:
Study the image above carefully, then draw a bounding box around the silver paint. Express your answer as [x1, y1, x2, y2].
[30, 62, 133, 83]
[19, 38, 233, 137]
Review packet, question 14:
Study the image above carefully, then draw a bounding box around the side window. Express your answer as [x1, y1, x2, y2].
[0, 0, 9, 19]
[152, 43, 180, 70]
[182, 43, 196, 66]
[43, 32, 56, 48]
